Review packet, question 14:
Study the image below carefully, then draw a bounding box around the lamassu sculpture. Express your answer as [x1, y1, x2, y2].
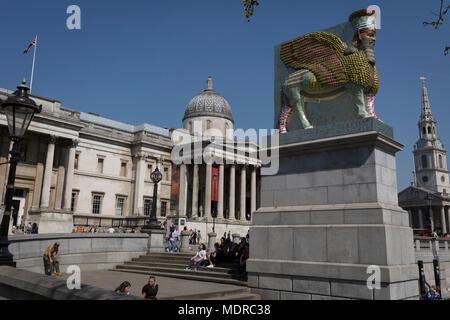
[279, 9, 380, 132]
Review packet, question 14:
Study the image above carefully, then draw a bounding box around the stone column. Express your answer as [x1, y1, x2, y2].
[251, 166, 257, 216]
[54, 146, 67, 210]
[133, 152, 145, 215]
[178, 164, 187, 217]
[441, 206, 447, 234]
[217, 164, 224, 219]
[31, 162, 44, 210]
[205, 163, 212, 218]
[40, 135, 56, 208]
[418, 208, 424, 229]
[240, 165, 246, 221]
[229, 165, 235, 221]
[191, 164, 199, 218]
[63, 139, 78, 211]
[407, 209, 413, 228]
[447, 206, 450, 235]
[429, 207, 435, 231]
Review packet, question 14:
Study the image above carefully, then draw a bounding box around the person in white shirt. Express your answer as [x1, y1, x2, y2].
[185, 243, 207, 271]
[108, 227, 115, 233]
[168, 226, 179, 253]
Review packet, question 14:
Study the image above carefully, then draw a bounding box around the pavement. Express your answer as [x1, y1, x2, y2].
[60, 270, 244, 299]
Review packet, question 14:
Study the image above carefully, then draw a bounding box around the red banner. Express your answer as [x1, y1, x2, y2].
[211, 167, 219, 201]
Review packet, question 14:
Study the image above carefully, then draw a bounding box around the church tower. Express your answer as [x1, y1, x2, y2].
[413, 77, 450, 194]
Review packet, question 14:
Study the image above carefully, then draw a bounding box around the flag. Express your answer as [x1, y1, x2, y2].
[23, 36, 37, 54]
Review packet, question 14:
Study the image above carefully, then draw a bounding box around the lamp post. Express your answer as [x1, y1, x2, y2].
[145, 167, 162, 229]
[0, 79, 41, 266]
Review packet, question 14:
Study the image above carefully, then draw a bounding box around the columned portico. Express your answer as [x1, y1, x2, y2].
[40, 135, 56, 208]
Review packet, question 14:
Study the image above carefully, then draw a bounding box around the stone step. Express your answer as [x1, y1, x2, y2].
[124, 261, 239, 275]
[116, 264, 246, 281]
[166, 288, 260, 300]
[110, 268, 248, 286]
[133, 257, 240, 269]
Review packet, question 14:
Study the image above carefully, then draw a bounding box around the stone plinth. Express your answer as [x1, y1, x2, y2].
[141, 228, 165, 253]
[207, 232, 217, 253]
[248, 130, 419, 300]
[180, 231, 191, 252]
[27, 209, 73, 234]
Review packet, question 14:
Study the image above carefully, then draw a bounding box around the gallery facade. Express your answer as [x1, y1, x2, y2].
[0, 77, 260, 236]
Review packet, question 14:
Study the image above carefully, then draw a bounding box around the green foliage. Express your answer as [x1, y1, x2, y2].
[242, 0, 259, 22]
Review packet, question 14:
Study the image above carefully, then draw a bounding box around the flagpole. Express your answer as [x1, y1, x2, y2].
[30, 35, 37, 93]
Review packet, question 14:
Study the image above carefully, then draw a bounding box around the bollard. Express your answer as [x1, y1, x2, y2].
[207, 232, 217, 253]
[418, 260, 426, 299]
[433, 259, 441, 296]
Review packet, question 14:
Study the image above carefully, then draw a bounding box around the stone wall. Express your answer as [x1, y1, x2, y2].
[0, 266, 141, 300]
[8, 233, 148, 274]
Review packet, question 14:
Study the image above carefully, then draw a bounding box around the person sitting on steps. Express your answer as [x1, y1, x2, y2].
[186, 243, 207, 271]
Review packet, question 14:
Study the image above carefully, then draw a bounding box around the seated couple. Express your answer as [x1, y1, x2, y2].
[185, 243, 218, 271]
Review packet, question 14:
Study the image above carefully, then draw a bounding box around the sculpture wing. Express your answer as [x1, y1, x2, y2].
[280, 31, 348, 87]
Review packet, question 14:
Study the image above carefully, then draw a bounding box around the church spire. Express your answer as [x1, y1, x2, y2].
[420, 76, 434, 122]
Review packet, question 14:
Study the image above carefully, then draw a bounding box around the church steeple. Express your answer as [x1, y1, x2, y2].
[418, 77, 438, 141]
[413, 77, 449, 194]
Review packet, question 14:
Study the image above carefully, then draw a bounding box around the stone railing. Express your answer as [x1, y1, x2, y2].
[414, 236, 450, 263]
[8, 233, 149, 274]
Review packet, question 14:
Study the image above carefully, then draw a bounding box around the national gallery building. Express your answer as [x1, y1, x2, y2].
[0, 77, 260, 236]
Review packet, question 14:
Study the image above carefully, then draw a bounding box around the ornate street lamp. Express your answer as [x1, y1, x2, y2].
[144, 167, 162, 229]
[0, 79, 41, 266]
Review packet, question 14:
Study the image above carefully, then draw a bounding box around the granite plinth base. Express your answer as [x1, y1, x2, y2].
[249, 131, 419, 300]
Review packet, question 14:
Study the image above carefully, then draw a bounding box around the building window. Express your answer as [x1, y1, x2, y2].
[120, 162, 127, 177]
[164, 167, 169, 180]
[148, 164, 153, 179]
[92, 194, 103, 214]
[206, 120, 212, 130]
[144, 198, 153, 216]
[116, 197, 125, 216]
[161, 201, 167, 217]
[71, 192, 79, 212]
[422, 155, 428, 169]
[439, 155, 443, 169]
[422, 127, 426, 135]
[422, 176, 428, 183]
[97, 158, 104, 174]
[74, 154, 79, 170]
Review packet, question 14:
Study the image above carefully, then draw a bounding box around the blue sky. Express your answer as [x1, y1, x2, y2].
[0, 0, 449, 191]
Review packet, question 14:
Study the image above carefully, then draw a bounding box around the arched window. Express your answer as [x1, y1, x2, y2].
[439, 155, 443, 168]
[422, 155, 428, 168]
[422, 127, 426, 135]
[428, 126, 431, 134]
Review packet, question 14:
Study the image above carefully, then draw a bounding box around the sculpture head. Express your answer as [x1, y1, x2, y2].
[349, 9, 377, 46]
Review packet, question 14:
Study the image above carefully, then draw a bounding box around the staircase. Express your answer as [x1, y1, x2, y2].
[111, 252, 251, 288]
